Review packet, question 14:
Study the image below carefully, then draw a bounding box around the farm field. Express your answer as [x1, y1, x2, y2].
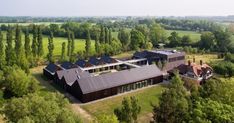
[81, 85, 166, 123]
[186, 53, 222, 64]
[165, 30, 201, 42]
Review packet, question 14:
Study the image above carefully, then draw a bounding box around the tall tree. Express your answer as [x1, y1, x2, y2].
[24, 28, 31, 58]
[214, 30, 231, 52]
[60, 42, 66, 62]
[118, 28, 130, 51]
[67, 30, 71, 57]
[99, 25, 105, 43]
[199, 31, 215, 50]
[37, 26, 44, 57]
[149, 23, 167, 46]
[105, 27, 109, 43]
[31, 25, 38, 57]
[181, 35, 192, 46]
[108, 28, 112, 44]
[5, 26, 15, 66]
[15, 25, 22, 58]
[70, 31, 75, 62]
[85, 30, 91, 57]
[47, 32, 54, 63]
[168, 31, 181, 47]
[130, 29, 145, 50]
[95, 33, 100, 55]
[0, 30, 5, 68]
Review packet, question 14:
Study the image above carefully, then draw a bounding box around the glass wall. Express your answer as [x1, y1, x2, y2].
[117, 79, 154, 94]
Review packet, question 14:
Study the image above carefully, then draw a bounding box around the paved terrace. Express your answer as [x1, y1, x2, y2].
[81, 58, 147, 71]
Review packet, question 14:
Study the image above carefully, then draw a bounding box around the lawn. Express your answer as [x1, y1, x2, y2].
[186, 53, 222, 64]
[165, 30, 201, 42]
[81, 85, 166, 123]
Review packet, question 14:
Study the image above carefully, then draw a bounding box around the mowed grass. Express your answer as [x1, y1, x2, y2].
[186, 53, 222, 64]
[166, 30, 201, 42]
[81, 85, 166, 123]
[1, 31, 95, 58]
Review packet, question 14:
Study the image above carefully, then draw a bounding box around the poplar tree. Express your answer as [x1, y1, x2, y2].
[105, 27, 109, 43]
[70, 32, 75, 57]
[5, 26, 16, 66]
[24, 28, 31, 58]
[31, 25, 38, 57]
[60, 42, 66, 62]
[37, 26, 44, 57]
[15, 25, 22, 58]
[47, 32, 54, 63]
[99, 25, 105, 43]
[0, 30, 5, 68]
[95, 33, 100, 55]
[85, 30, 91, 57]
[109, 28, 112, 44]
[67, 30, 71, 57]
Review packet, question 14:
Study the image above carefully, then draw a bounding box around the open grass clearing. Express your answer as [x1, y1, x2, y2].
[165, 30, 201, 42]
[81, 85, 166, 123]
[186, 53, 222, 64]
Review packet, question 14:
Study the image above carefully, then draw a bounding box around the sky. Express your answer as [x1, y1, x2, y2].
[1, 0, 234, 16]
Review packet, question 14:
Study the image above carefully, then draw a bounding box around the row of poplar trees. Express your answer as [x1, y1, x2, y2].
[0, 25, 44, 73]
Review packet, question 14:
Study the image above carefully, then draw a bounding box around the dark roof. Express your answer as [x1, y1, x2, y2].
[44, 63, 61, 74]
[61, 61, 77, 69]
[133, 50, 149, 58]
[75, 60, 87, 68]
[88, 57, 105, 65]
[56, 68, 91, 86]
[100, 56, 117, 63]
[77, 65, 163, 94]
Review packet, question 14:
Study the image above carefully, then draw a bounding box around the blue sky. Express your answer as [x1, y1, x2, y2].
[1, 0, 234, 16]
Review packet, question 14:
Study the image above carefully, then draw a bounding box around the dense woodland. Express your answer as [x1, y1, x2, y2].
[0, 17, 234, 122]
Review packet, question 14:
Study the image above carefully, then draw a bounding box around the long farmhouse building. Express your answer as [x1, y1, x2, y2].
[43, 50, 186, 102]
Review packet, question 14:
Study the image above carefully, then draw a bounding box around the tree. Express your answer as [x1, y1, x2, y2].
[24, 28, 31, 58]
[95, 33, 100, 55]
[37, 26, 44, 57]
[67, 30, 71, 57]
[214, 30, 231, 52]
[118, 28, 130, 51]
[31, 25, 38, 57]
[114, 96, 141, 123]
[5, 26, 16, 66]
[15, 25, 22, 58]
[105, 27, 109, 44]
[99, 25, 105, 43]
[181, 35, 192, 46]
[168, 31, 181, 47]
[47, 32, 54, 63]
[130, 29, 145, 50]
[4, 93, 81, 123]
[149, 23, 167, 46]
[199, 32, 215, 50]
[85, 30, 91, 57]
[96, 114, 118, 123]
[70, 31, 75, 62]
[4, 67, 38, 97]
[0, 30, 5, 69]
[152, 73, 189, 123]
[109, 28, 112, 44]
[60, 42, 66, 62]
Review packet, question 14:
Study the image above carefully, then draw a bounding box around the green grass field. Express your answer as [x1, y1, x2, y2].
[81, 85, 166, 123]
[186, 53, 222, 64]
[165, 30, 201, 42]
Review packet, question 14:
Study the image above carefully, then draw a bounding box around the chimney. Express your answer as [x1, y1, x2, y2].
[188, 60, 191, 66]
[200, 60, 203, 65]
[193, 57, 195, 63]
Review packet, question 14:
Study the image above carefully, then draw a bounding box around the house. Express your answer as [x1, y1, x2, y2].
[58, 65, 163, 103]
[43, 63, 62, 80]
[169, 60, 213, 84]
[60, 61, 78, 69]
[75, 59, 93, 68]
[133, 50, 185, 71]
